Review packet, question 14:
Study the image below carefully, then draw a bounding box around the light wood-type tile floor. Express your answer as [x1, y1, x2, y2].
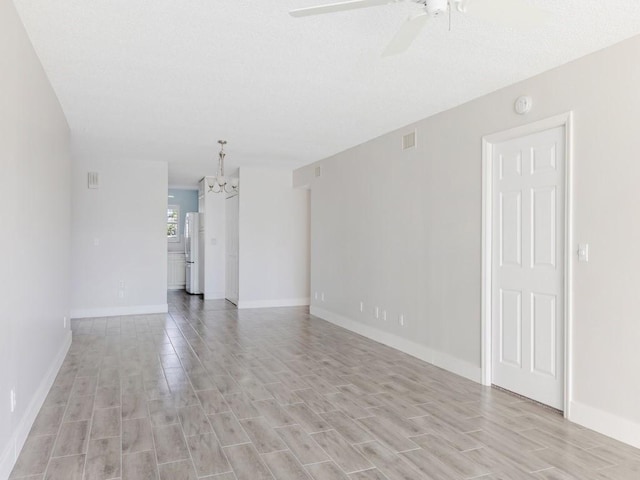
[10, 291, 640, 479]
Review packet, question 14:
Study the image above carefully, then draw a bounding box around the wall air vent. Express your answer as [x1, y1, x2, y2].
[314, 166, 322, 177]
[402, 130, 416, 150]
[88, 171, 99, 189]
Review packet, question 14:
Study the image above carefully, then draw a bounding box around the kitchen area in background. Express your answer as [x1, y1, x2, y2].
[166, 170, 309, 308]
[166, 179, 229, 301]
[167, 188, 198, 291]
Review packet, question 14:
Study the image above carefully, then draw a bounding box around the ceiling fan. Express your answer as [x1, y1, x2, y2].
[289, 0, 549, 56]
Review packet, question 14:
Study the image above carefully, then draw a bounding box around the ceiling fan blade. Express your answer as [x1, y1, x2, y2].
[289, 0, 394, 18]
[382, 13, 429, 57]
[463, 0, 550, 28]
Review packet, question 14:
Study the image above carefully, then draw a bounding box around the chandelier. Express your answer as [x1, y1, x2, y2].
[208, 140, 239, 194]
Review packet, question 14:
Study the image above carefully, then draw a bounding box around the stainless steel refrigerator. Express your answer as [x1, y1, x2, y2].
[184, 212, 203, 294]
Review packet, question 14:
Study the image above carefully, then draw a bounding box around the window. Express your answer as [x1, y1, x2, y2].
[167, 205, 180, 242]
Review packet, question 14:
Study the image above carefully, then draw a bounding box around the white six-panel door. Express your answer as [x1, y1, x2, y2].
[492, 126, 565, 410]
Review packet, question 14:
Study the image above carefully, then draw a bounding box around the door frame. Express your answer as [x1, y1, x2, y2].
[481, 112, 574, 417]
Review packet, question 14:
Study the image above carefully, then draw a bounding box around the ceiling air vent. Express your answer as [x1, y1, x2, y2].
[88, 171, 99, 189]
[402, 130, 416, 150]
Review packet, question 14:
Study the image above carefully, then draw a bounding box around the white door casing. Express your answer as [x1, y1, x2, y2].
[482, 113, 573, 414]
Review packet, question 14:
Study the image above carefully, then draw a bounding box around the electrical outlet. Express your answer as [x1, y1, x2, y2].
[63, 316, 67, 328]
[383, 310, 387, 321]
[119, 280, 125, 289]
[399, 314, 405, 327]
[118, 290, 125, 299]
[10, 389, 16, 413]
[375, 307, 379, 319]
[314, 292, 318, 300]
[359, 301, 364, 312]
[321, 292, 325, 302]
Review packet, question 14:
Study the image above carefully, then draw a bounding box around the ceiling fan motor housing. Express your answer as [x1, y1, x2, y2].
[425, 0, 448, 16]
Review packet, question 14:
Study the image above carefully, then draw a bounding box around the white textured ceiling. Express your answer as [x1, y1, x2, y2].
[13, 0, 640, 186]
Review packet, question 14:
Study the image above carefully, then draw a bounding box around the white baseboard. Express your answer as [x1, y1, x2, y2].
[238, 298, 310, 309]
[311, 307, 640, 449]
[310, 306, 481, 384]
[0, 331, 72, 480]
[569, 401, 640, 449]
[70, 303, 168, 319]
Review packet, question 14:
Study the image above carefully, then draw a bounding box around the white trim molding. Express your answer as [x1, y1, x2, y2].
[70, 303, 168, 319]
[238, 298, 310, 309]
[570, 401, 640, 449]
[481, 112, 574, 416]
[0, 332, 72, 480]
[311, 306, 481, 383]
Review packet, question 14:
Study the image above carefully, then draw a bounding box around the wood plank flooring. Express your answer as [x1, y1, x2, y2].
[10, 290, 640, 479]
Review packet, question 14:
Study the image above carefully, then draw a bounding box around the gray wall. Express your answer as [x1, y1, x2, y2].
[70, 157, 168, 318]
[238, 167, 310, 307]
[295, 35, 640, 447]
[0, 1, 72, 475]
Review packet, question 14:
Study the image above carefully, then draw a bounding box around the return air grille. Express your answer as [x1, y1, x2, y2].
[402, 131, 416, 150]
[88, 171, 99, 189]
